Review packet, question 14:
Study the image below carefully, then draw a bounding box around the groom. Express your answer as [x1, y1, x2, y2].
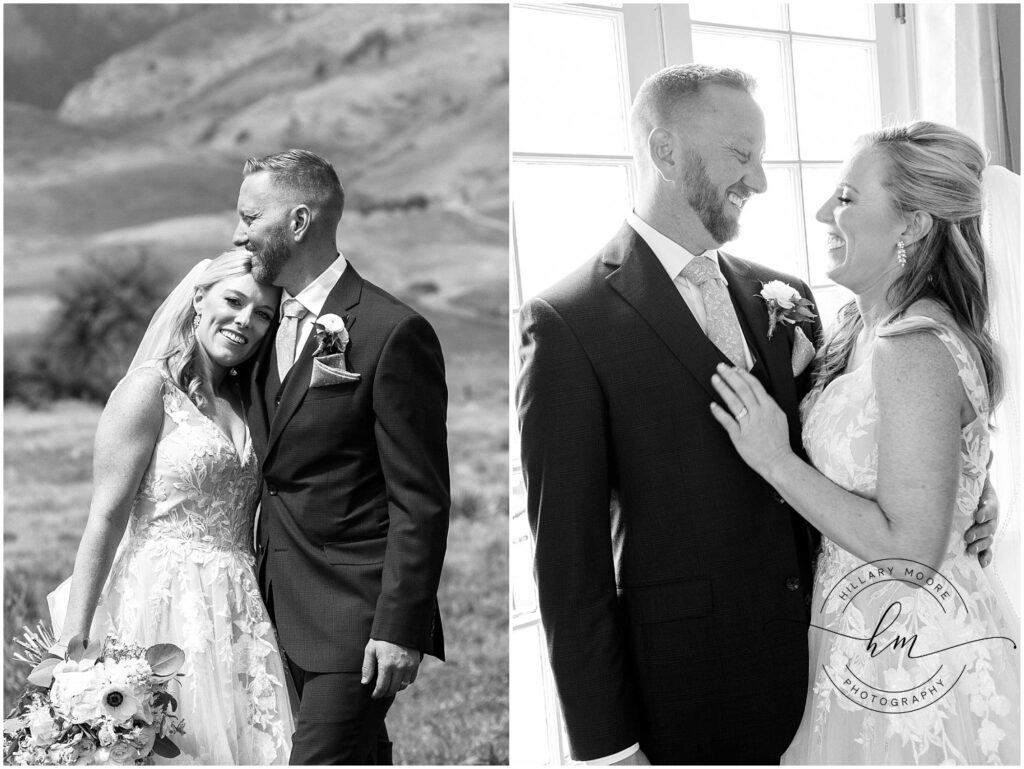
[516, 64, 996, 764]
[236, 150, 450, 764]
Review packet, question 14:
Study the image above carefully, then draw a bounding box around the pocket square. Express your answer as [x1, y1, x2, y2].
[311, 353, 361, 388]
[791, 326, 816, 376]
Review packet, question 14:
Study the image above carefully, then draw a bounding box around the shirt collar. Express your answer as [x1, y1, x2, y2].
[281, 251, 348, 317]
[625, 211, 724, 284]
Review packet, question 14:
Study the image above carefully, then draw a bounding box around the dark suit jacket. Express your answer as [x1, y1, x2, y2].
[516, 224, 823, 764]
[245, 262, 450, 673]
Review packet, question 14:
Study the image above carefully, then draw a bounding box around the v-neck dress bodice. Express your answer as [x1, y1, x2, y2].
[97, 364, 294, 764]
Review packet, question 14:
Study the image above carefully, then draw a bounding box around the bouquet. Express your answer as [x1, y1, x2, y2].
[4, 626, 186, 765]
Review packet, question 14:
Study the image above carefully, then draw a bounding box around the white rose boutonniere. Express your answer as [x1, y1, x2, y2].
[758, 280, 817, 339]
[312, 313, 349, 356]
[310, 313, 360, 387]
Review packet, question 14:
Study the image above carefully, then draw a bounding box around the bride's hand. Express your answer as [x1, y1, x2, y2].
[709, 363, 794, 477]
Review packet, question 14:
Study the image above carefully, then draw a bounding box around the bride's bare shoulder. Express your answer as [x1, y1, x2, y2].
[102, 366, 168, 430]
[901, 298, 958, 327]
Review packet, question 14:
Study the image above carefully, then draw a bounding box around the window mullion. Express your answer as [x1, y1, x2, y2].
[782, 18, 811, 284]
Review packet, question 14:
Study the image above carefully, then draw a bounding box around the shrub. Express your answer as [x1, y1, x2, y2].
[39, 249, 174, 403]
[3, 348, 56, 407]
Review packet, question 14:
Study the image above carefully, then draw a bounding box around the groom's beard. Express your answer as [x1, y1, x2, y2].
[250, 225, 293, 284]
[684, 150, 740, 245]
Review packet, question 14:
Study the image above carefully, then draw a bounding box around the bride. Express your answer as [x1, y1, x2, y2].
[50, 248, 294, 764]
[710, 122, 1019, 764]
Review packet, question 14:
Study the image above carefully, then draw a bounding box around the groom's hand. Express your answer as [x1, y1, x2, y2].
[361, 638, 422, 699]
[965, 477, 999, 568]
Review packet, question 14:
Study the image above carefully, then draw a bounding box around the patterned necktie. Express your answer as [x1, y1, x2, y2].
[276, 298, 308, 381]
[680, 255, 746, 368]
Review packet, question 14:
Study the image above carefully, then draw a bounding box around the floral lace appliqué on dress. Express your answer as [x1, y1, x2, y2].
[99, 366, 294, 764]
[782, 317, 1020, 765]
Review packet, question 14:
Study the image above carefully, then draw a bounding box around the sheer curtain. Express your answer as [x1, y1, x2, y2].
[914, 4, 1013, 166]
[913, 4, 1019, 613]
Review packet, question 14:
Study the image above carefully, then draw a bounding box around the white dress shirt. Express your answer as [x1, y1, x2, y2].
[626, 211, 754, 370]
[279, 251, 349, 363]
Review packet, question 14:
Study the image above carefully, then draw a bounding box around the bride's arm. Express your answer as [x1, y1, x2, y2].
[710, 332, 964, 569]
[58, 369, 165, 647]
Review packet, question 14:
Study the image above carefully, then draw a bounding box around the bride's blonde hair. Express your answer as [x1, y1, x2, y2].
[158, 249, 262, 407]
[813, 121, 1002, 408]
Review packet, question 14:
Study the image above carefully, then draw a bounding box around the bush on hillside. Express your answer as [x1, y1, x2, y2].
[38, 249, 173, 403]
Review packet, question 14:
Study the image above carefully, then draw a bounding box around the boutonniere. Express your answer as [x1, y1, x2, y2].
[758, 280, 817, 339]
[310, 313, 360, 387]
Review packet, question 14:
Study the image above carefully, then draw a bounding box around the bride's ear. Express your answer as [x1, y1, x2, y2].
[192, 289, 205, 316]
[901, 210, 934, 247]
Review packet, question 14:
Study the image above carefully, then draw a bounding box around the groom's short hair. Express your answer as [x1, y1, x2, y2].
[243, 149, 345, 227]
[630, 64, 756, 161]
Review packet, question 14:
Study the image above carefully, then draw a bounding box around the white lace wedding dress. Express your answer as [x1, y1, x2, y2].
[52, 364, 294, 764]
[783, 316, 1020, 764]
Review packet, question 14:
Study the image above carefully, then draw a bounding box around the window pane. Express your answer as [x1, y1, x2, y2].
[789, 4, 874, 40]
[510, 625, 554, 765]
[810, 283, 855, 330]
[511, 505, 537, 616]
[801, 164, 843, 286]
[511, 5, 629, 154]
[691, 28, 797, 159]
[792, 39, 879, 160]
[724, 165, 805, 279]
[513, 161, 630, 300]
[688, 1, 786, 30]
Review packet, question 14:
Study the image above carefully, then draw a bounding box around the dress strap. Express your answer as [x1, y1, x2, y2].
[876, 315, 989, 418]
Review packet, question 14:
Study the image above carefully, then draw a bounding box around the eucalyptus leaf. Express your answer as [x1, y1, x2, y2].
[27, 657, 60, 688]
[66, 634, 88, 663]
[146, 644, 185, 676]
[3, 717, 28, 733]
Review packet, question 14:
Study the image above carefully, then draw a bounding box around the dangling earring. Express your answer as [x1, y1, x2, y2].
[896, 239, 907, 267]
[192, 313, 202, 333]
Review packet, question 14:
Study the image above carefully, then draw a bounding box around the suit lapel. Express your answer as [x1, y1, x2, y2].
[718, 252, 800, 424]
[248, 316, 278, 458]
[605, 225, 733, 401]
[263, 264, 364, 465]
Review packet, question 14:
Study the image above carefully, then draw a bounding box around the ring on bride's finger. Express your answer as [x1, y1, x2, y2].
[735, 406, 749, 420]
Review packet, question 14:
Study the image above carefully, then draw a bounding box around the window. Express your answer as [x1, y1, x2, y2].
[510, 5, 911, 762]
[511, 5, 633, 762]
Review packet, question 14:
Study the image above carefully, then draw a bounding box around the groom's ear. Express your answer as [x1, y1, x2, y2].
[290, 205, 312, 242]
[901, 210, 934, 247]
[649, 127, 679, 182]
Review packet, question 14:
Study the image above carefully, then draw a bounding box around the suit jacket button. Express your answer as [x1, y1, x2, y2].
[275, 395, 282, 405]
[773, 491, 786, 504]
[267, 485, 278, 496]
[785, 576, 801, 591]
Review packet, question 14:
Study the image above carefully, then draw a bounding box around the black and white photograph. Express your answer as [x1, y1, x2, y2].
[4, 4, 508, 765]
[511, 3, 1020, 764]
